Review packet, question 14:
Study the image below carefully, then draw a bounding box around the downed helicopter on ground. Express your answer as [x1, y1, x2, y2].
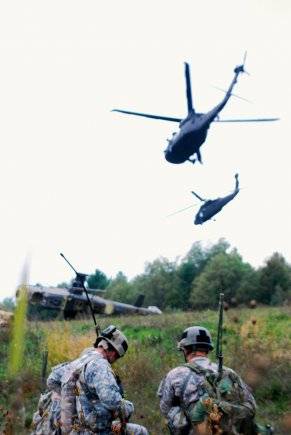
[19, 272, 161, 320]
[112, 54, 279, 165]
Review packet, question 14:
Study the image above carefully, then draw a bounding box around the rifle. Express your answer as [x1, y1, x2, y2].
[60, 253, 101, 338]
[41, 350, 48, 393]
[216, 293, 224, 379]
[60, 254, 126, 434]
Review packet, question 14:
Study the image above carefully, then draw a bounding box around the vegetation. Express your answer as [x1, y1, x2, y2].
[86, 239, 291, 312]
[1, 306, 290, 434]
[5, 239, 291, 319]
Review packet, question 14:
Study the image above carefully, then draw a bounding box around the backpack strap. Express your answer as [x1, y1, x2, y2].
[182, 361, 219, 397]
[183, 360, 215, 376]
[178, 362, 213, 414]
[78, 353, 102, 399]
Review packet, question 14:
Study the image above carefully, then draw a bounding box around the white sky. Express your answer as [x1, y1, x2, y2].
[0, 0, 290, 301]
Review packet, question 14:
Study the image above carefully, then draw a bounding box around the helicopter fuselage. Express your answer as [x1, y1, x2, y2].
[194, 189, 239, 225]
[164, 77, 241, 164]
[164, 112, 215, 163]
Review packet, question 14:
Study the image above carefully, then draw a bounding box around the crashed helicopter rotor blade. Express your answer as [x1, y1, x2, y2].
[112, 109, 182, 123]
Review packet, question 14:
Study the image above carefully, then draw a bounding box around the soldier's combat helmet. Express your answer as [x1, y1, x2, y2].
[178, 326, 214, 351]
[94, 325, 128, 357]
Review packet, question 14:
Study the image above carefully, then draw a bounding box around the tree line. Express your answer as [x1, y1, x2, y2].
[86, 238, 291, 311]
[1, 238, 290, 315]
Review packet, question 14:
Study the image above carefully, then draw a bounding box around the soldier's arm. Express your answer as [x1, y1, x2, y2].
[157, 374, 177, 416]
[85, 359, 123, 412]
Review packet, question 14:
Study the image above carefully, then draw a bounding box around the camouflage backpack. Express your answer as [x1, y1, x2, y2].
[183, 361, 257, 435]
[30, 390, 61, 435]
[60, 352, 99, 434]
[30, 353, 98, 435]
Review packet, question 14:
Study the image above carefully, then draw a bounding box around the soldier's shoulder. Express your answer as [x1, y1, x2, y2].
[85, 354, 109, 373]
[166, 365, 193, 380]
[52, 361, 70, 372]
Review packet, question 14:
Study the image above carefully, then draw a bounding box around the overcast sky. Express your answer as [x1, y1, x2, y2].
[0, 1, 290, 301]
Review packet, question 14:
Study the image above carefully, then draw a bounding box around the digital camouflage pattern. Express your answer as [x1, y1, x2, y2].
[31, 361, 70, 434]
[157, 356, 257, 435]
[73, 351, 149, 434]
[33, 347, 148, 435]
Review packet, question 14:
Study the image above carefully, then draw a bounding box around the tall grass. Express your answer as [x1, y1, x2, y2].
[0, 306, 290, 433]
[5, 281, 28, 434]
[8, 285, 28, 378]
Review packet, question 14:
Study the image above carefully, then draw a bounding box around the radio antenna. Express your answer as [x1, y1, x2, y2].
[60, 253, 100, 336]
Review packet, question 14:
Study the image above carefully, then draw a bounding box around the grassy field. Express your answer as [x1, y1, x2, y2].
[1, 305, 290, 434]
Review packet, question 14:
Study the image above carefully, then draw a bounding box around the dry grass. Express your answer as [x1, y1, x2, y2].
[1, 306, 290, 434]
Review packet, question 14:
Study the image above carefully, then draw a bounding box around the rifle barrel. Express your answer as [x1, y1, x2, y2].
[216, 293, 224, 377]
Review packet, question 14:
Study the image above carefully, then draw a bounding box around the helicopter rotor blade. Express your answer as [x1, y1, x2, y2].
[112, 109, 182, 123]
[243, 51, 247, 65]
[184, 62, 194, 114]
[234, 51, 250, 76]
[242, 51, 250, 75]
[166, 203, 197, 218]
[212, 86, 252, 103]
[214, 117, 280, 123]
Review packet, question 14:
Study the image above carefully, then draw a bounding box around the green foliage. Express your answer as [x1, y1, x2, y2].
[190, 250, 256, 309]
[1, 306, 290, 434]
[52, 240, 291, 313]
[87, 268, 111, 289]
[258, 252, 291, 305]
[0, 297, 15, 311]
[106, 272, 136, 304]
[8, 286, 28, 378]
[132, 257, 183, 310]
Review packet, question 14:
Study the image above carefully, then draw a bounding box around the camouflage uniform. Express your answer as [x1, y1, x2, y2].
[48, 348, 148, 435]
[30, 361, 70, 434]
[157, 356, 256, 435]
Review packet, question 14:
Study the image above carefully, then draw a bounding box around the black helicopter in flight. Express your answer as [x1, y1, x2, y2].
[112, 55, 279, 165]
[193, 173, 240, 225]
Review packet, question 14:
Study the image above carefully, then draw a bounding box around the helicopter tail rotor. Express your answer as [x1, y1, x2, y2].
[234, 51, 250, 76]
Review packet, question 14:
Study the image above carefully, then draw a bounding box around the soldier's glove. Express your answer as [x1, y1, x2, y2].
[122, 399, 134, 419]
[190, 393, 221, 425]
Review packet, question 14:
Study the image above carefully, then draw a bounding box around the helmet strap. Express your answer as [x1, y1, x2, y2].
[105, 348, 111, 362]
[182, 349, 188, 363]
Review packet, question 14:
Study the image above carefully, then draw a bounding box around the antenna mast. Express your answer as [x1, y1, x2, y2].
[60, 253, 100, 336]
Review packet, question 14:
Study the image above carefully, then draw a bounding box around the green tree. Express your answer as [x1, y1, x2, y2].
[106, 272, 136, 304]
[177, 239, 231, 309]
[257, 253, 291, 305]
[0, 297, 15, 312]
[190, 250, 256, 309]
[87, 269, 110, 290]
[132, 257, 182, 310]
